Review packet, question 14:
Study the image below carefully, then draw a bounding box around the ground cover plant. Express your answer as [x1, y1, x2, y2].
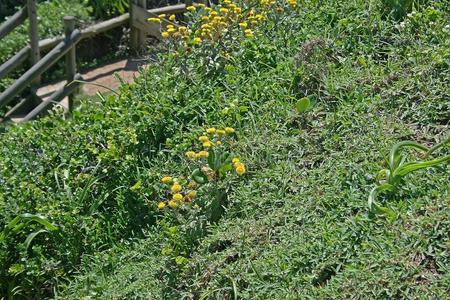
[0, 0, 449, 298]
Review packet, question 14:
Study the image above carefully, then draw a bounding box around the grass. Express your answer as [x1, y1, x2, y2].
[0, 0, 449, 298]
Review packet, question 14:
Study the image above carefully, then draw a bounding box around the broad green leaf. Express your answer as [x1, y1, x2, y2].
[295, 97, 311, 113]
[192, 169, 208, 184]
[24, 229, 49, 250]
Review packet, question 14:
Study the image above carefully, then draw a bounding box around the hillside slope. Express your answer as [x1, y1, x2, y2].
[0, 0, 448, 299]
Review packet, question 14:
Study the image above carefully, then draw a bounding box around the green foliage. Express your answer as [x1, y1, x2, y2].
[369, 139, 450, 215]
[0, 0, 449, 299]
[381, 0, 414, 19]
[295, 97, 311, 113]
[85, 0, 129, 19]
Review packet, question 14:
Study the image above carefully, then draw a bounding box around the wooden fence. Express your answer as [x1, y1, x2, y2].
[0, 0, 198, 122]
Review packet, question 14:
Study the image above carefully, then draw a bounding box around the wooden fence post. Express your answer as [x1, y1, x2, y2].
[64, 16, 77, 112]
[129, 0, 147, 52]
[27, 0, 40, 85]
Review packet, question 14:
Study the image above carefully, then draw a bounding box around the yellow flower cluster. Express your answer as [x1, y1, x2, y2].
[185, 127, 236, 159]
[148, 1, 279, 47]
[158, 177, 197, 209]
[287, 0, 297, 7]
[232, 157, 246, 175]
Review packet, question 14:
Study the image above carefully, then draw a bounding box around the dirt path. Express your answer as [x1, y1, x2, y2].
[36, 58, 148, 108]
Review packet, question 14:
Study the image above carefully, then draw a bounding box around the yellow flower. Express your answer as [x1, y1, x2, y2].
[199, 135, 209, 142]
[234, 161, 244, 169]
[219, 8, 229, 14]
[173, 193, 183, 201]
[234, 8, 242, 14]
[186, 151, 196, 159]
[239, 22, 248, 29]
[158, 14, 166, 18]
[201, 16, 210, 21]
[171, 183, 182, 193]
[158, 201, 166, 209]
[225, 127, 235, 133]
[232, 157, 240, 164]
[186, 6, 196, 12]
[167, 24, 175, 29]
[198, 150, 209, 158]
[193, 37, 202, 44]
[193, 204, 200, 209]
[201, 24, 211, 30]
[167, 28, 176, 33]
[198, 3, 206, 8]
[216, 141, 222, 145]
[148, 17, 161, 23]
[206, 127, 216, 134]
[161, 31, 170, 38]
[203, 141, 213, 148]
[168, 200, 179, 208]
[236, 164, 246, 175]
[187, 190, 197, 201]
[169, 14, 176, 21]
[217, 129, 226, 135]
[161, 176, 173, 184]
[205, 7, 212, 12]
[210, 11, 218, 17]
[178, 26, 187, 33]
[224, 0, 231, 4]
[245, 29, 254, 37]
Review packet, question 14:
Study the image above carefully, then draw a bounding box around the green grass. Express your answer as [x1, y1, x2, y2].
[0, 0, 449, 298]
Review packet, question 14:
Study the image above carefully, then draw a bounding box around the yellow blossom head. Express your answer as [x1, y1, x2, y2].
[158, 14, 166, 18]
[239, 22, 248, 29]
[173, 193, 183, 201]
[203, 141, 213, 148]
[236, 164, 246, 175]
[148, 17, 161, 23]
[225, 127, 235, 133]
[199, 135, 209, 142]
[186, 151, 196, 159]
[232, 157, 240, 164]
[219, 8, 229, 14]
[198, 150, 209, 158]
[171, 183, 182, 193]
[206, 127, 216, 134]
[193, 204, 200, 209]
[168, 200, 179, 208]
[169, 14, 176, 21]
[193, 37, 202, 44]
[186, 5, 196, 12]
[217, 129, 226, 135]
[161, 31, 170, 38]
[158, 201, 166, 209]
[161, 176, 173, 184]
[187, 190, 197, 201]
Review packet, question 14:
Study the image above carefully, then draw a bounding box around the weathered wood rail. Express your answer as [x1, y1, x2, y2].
[0, 0, 198, 122]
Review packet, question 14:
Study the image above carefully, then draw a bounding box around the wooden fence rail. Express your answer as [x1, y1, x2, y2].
[0, 0, 195, 122]
[0, 7, 28, 40]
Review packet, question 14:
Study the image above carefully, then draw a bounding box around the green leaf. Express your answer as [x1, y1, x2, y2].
[295, 97, 311, 113]
[24, 229, 49, 250]
[130, 180, 142, 192]
[207, 148, 216, 170]
[192, 169, 208, 184]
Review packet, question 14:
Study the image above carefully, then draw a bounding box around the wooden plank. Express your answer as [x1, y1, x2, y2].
[0, 29, 83, 109]
[0, 6, 28, 40]
[21, 74, 83, 122]
[27, 0, 40, 85]
[64, 16, 77, 111]
[0, 46, 30, 80]
[131, 4, 161, 38]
